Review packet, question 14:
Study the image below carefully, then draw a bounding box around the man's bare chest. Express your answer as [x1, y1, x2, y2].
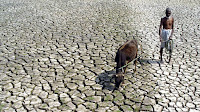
[163, 19, 172, 26]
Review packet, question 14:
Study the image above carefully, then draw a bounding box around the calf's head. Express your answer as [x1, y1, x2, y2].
[115, 73, 124, 89]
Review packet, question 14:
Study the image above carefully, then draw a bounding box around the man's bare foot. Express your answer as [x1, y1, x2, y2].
[160, 59, 164, 63]
[159, 56, 163, 63]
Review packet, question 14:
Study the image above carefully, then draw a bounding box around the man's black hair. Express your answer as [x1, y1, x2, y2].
[166, 8, 172, 12]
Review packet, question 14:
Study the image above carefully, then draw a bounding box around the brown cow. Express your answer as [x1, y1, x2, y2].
[114, 39, 138, 89]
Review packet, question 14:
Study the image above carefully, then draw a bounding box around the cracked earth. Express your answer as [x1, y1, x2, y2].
[0, 0, 200, 111]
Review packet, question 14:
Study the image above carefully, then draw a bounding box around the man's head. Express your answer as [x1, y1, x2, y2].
[165, 8, 172, 17]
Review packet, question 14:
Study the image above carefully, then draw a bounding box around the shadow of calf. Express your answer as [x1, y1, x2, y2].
[95, 70, 116, 91]
[95, 58, 160, 91]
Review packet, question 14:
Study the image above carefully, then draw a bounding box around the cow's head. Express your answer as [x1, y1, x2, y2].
[115, 73, 124, 89]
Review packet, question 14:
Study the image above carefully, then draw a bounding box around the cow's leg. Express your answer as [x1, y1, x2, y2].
[124, 60, 130, 74]
[124, 67, 127, 74]
[134, 60, 137, 73]
[122, 76, 125, 85]
[134, 53, 137, 73]
[121, 67, 126, 85]
[120, 54, 126, 85]
[121, 54, 126, 73]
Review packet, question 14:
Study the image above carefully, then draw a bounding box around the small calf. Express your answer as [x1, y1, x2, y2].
[114, 39, 138, 89]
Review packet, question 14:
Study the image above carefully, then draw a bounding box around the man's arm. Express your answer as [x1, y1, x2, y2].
[159, 18, 163, 42]
[170, 17, 174, 40]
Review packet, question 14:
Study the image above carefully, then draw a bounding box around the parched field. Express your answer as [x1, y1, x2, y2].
[0, 0, 200, 111]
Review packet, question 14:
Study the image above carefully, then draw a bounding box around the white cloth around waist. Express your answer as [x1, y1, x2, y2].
[161, 29, 172, 42]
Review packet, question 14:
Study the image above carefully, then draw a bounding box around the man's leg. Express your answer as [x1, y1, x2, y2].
[160, 41, 165, 63]
[160, 48, 163, 62]
[168, 40, 173, 63]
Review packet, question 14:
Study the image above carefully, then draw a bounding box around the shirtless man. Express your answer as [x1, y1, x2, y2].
[159, 8, 174, 63]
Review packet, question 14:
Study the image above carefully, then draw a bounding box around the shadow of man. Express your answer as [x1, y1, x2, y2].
[139, 58, 160, 64]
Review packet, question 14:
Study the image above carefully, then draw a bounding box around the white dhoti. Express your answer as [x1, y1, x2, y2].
[161, 29, 172, 48]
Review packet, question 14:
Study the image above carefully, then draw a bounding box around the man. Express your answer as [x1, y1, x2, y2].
[159, 8, 174, 63]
